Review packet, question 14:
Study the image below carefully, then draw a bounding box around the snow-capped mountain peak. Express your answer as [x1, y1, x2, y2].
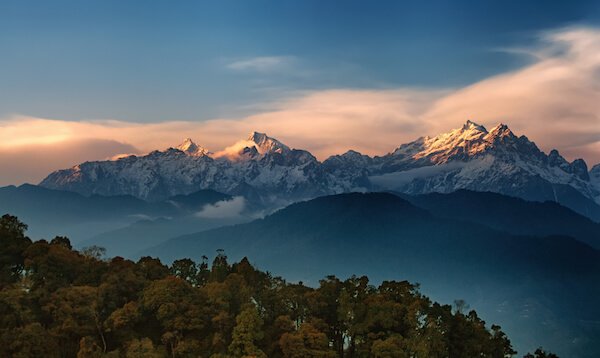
[484, 123, 520, 143]
[213, 132, 291, 161]
[487, 122, 513, 137]
[247, 131, 268, 143]
[463, 119, 488, 133]
[246, 131, 290, 154]
[176, 138, 209, 156]
[412, 120, 491, 162]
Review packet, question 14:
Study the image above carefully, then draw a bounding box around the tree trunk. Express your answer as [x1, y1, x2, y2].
[94, 314, 107, 353]
[92, 296, 107, 353]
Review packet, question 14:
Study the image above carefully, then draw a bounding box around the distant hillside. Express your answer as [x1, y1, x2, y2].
[395, 190, 600, 249]
[83, 215, 251, 258]
[0, 184, 232, 242]
[146, 192, 600, 357]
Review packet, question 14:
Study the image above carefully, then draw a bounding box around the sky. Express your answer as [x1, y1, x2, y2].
[1, 0, 600, 185]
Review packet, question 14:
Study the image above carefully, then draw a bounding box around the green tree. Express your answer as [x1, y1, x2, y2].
[136, 256, 170, 281]
[338, 275, 372, 357]
[197, 255, 210, 286]
[141, 277, 208, 356]
[44, 285, 106, 356]
[170, 258, 198, 286]
[126, 337, 167, 358]
[81, 245, 107, 260]
[78, 336, 106, 358]
[371, 335, 409, 358]
[211, 250, 230, 283]
[490, 324, 517, 358]
[229, 305, 267, 358]
[307, 276, 344, 356]
[100, 257, 146, 315]
[523, 348, 559, 358]
[0, 214, 31, 288]
[23, 240, 88, 292]
[7, 323, 60, 358]
[50, 236, 73, 249]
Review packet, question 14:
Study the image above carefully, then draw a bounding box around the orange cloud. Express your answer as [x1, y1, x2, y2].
[0, 139, 137, 186]
[422, 27, 600, 162]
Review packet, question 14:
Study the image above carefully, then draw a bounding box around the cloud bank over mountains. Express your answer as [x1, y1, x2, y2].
[1, 26, 599, 186]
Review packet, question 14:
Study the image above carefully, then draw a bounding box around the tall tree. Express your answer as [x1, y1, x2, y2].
[210, 249, 230, 283]
[229, 305, 267, 358]
[170, 258, 198, 286]
[524, 348, 559, 358]
[140, 277, 209, 357]
[0, 215, 31, 288]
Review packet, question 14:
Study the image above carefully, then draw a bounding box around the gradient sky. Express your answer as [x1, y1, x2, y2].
[1, 1, 600, 185]
[2, 0, 599, 121]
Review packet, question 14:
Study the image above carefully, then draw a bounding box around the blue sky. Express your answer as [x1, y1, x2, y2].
[1, 0, 599, 122]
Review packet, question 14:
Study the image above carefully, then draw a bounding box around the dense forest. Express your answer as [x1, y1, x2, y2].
[1, 214, 557, 358]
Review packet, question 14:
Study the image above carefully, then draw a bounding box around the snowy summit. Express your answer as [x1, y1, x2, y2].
[176, 138, 209, 157]
[215, 131, 291, 160]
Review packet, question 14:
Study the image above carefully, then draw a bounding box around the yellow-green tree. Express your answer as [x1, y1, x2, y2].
[229, 305, 267, 358]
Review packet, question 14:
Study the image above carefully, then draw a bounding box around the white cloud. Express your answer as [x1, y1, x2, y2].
[226, 56, 295, 72]
[195, 197, 246, 219]
[370, 162, 469, 190]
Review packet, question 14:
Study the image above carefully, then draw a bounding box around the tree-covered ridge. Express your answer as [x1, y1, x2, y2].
[1, 214, 553, 357]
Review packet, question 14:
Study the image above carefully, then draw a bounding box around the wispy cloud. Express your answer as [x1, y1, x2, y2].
[1, 26, 600, 186]
[421, 26, 600, 161]
[226, 56, 296, 72]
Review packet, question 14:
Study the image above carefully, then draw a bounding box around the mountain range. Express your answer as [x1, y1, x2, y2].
[39, 121, 600, 221]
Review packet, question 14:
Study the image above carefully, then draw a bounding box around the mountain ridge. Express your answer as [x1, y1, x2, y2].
[0, 183, 234, 243]
[394, 189, 600, 249]
[39, 121, 600, 220]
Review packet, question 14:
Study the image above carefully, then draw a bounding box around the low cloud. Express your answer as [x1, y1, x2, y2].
[370, 162, 470, 190]
[1, 26, 600, 186]
[196, 197, 246, 219]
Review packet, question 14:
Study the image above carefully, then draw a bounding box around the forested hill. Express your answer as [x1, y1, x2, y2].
[0, 214, 557, 358]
